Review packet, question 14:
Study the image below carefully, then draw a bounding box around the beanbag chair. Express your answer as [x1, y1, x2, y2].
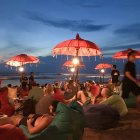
[35, 95, 54, 115]
[8, 87, 17, 99]
[84, 104, 120, 130]
[124, 95, 137, 108]
[0, 89, 14, 116]
[0, 124, 28, 140]
[20, 101, 85, 140]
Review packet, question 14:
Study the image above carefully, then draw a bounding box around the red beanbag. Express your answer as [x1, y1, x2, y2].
[0, 88, 14, 116]
[0, 124, 28, 140]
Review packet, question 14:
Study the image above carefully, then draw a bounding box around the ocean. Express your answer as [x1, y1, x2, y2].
[0, 73, 113, 86]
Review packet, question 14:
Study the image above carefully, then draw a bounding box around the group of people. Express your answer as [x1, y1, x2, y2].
[0, 50, 140, 138]
[20, 72, 35, 90]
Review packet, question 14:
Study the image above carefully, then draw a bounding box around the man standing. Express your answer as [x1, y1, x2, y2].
[29, 72, 35, 89]
[20, 73, 28, 91]
[122, 50, 140, 99]
[111, 65, 120, 84]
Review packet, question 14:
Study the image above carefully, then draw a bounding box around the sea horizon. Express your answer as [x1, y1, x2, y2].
[0, 72, 130, 87]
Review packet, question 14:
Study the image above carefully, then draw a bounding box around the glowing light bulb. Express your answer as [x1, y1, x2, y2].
[70, 67, 75, 72]
[19, 66, 24, 72]
[72, 58, 79, 65]
[100, 69, 105, 73]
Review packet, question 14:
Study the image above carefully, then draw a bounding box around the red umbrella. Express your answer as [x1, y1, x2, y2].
[6, 54, 39, 66]
[95, 63, 112, 70]
[52, 33, 102, 57]
[113, 48, 140, 59]
[52, 34, 101, 99]
[63, 60, 85, 68]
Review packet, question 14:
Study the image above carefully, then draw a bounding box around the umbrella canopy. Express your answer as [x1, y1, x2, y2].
[113, 48, 140, 59]
[6, 54, 39, 66]
[52, 33, 102, 56]
[95, 63, 112, 70]
[63, 60, 85, 68]
[6, 61, 22, 67]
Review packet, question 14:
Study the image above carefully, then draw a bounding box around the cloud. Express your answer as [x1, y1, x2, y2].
[102, 43, 140, 57]
[24, 12, 110, 32]
[103, 43, 140, 51]
[114, 23, 140, 39]
[0, 41, 41, 60]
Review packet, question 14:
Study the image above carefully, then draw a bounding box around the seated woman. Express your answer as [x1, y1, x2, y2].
[88, 82, 100, 104]
[0, 100, 59, 135]
[99, 87, 128, 117]
[44, 84, 54, 95]
[64, 80, 97, 105]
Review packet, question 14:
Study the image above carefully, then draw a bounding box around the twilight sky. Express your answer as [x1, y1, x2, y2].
[0, 0, 140, 60]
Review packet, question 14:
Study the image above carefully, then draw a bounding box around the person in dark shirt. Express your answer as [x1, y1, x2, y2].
[20, 73, 28, 91]
[29, 72, 35, 89]
[122, 50, 140, 99]
[111, 65, 120, 84]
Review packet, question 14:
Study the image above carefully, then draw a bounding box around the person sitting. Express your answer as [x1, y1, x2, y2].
[1, 100, 59, 135]
[87, 81, 100, 104]
[44, 84, 54, 95]
[64, 88, 88, 106]
[43, 83, 48, 93]
[28, 83, 44, 102]
[99, 87, 128, 116]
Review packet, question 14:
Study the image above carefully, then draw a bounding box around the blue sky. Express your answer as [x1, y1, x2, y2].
[0, 0, 140, 60]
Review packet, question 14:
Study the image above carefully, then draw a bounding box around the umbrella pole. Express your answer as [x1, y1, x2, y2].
[75, 48, 79, 100]
[103, 73, 104, 84]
